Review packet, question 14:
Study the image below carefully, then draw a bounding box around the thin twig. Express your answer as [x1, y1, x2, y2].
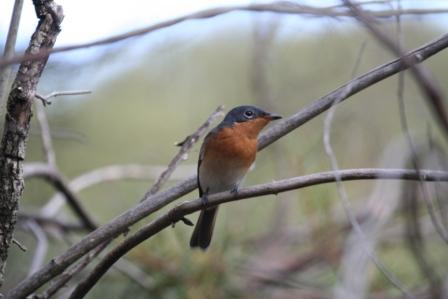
[8, 33, 448, 299]
[1, 2, 448, 68]
[31, 242, 110, 299]
[324, 40, 410, 297]
[145, 105, 224, 197]
[23, 163, 98, 231]
[12, 238, 27, 252]
[26, 220, 48, 277]
[68, 168, 448, 299]
[0, 0, 24, 105]
[17, 212, 85, 233]
[38, 164, 194, 218]
[343, 0, 448, 142]
[35, 90, 91, 106]
[35, 102, 56, 167]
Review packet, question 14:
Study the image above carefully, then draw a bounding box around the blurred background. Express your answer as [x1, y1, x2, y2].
[2, 0, 448, 298]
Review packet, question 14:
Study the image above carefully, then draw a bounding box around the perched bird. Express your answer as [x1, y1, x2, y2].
[190, 105, 282, 250]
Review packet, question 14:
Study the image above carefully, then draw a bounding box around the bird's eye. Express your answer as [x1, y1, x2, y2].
[244, 110, 254, 119]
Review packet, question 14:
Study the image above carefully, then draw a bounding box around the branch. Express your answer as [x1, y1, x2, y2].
[32, 241, 109, 299]
[257, 32, 448, 150]
[35, 102, 56, 167]
[38, 164, 194, 217]
[25, 220, 48, 277]
[0, 0, 63, 287]
[1, 2, 448, 68]
[343, 0, 448, 140]
[0, 0, 24, 104]
[69, 168, 448, 298]
[7, 33, 448, 299]
[17, 212, 85, 233]
[35, 90, 91, 106]
[23, 163, 97, 230]
[146, 105, 223, 196]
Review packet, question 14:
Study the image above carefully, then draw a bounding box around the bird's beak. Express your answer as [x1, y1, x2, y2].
[265, 113, 282, 120]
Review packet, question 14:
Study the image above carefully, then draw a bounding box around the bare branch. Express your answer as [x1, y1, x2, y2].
[26, 220, 48, 277]
[7, 33, 448, 298]
[343, 0, 448, 141]
[1, 2, 448, 68]
[257, 32, 448, 150]
[12, 238, 27, 252]
[0, 0, 24, 104]
[0, 0, 63, 287]
[17, 212, 85, 233]
[31, 242, 110, 299]
[327, 40, 409, 297]
[23, 163, 97, 231]
[146, 105, 223, 197]
[35, 90, 91, 106]
[35, 103, 56, 167]
[69, 168, 448, 298]
[38, 164, 194, 218]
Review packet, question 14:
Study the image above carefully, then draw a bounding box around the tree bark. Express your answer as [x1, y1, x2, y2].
[0, 0, 63, 287]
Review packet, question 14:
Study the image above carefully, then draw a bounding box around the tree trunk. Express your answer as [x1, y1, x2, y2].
[0, 0, 63, 287]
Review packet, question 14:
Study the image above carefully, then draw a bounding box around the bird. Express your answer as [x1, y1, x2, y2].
[190, 105, 282, 250]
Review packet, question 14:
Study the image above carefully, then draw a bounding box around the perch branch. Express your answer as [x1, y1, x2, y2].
[69, 168, 448, 298]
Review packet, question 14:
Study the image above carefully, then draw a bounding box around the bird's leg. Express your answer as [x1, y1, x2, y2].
[201, 188, 210, 209]
[230, 183, 240, 195]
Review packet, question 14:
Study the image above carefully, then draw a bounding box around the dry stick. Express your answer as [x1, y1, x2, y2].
[17, 212, 85, 233]
[343, 0, 448, 148]
[0, 0, 63, 287]
[26, 220, 48, 278]
[39, 164, 193, 217]
[33, 242, 110, 299]
[1, 2, 448, 68]
[146, 105, 224, 196]
[23, 163, 98, 231]
[33, 107, 221, 298]
[35, 102, 56, 167]
[32, 89, 99, 231]
[324, 42, 410, 296]
[394, 10, 448, 244]
[35, 90, 91, 106]
[68, 168, 448, 299]
[395, 3, 442, 297]
[7, 34, 448, 299]
[351, 0, 448, 243]
[0, 0, 24, 104]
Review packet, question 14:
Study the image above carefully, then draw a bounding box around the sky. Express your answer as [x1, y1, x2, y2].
[2, 1, 446, 46]
[1, 0, 448, 61]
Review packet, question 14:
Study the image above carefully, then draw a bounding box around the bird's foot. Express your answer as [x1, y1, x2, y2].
[171, 216, 194, 228]
[200, 194, 209, 209]
[230, 186, 239, 195]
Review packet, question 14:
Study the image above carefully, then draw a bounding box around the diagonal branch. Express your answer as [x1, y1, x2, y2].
[7, 33, 448, 299]
[146, 105, 223, 197]
[23, 163, 97, 230]
[342, 0, 448, 140]
[69, 168, 448, 298]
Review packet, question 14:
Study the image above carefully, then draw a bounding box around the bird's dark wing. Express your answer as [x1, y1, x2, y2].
[197, 129, 218, 197]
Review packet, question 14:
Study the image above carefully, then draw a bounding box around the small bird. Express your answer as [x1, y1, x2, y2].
[190, 105, 282, 249]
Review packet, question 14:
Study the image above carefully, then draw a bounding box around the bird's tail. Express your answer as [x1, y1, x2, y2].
[189, 207, 218, 250]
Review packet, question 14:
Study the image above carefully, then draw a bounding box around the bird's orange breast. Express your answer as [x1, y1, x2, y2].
[205, 118, 270, 167]
[198, 118, 272, 193]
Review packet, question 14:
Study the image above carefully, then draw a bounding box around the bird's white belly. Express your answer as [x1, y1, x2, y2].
[199, 162, 249, 194]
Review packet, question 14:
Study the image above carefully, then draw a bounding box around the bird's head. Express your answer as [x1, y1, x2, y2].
[220, 105, 282, 139]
